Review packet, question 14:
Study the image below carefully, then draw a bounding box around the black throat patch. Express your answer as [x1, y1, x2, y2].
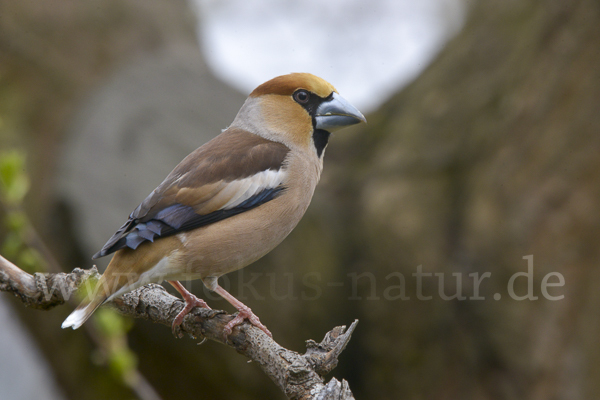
[293, 90, 333, 158]
[312, 129, 331, 158]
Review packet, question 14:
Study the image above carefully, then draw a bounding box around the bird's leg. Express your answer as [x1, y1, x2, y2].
[168, 280, 211, 335]
[209, 282, 272, 339]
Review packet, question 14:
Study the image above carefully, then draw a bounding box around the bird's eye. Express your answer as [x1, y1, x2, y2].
[294, 90, 310, 104]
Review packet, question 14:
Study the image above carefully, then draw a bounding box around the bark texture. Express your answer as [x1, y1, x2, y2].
[0, 255, 357, 400]
[326, 0, 600, 398]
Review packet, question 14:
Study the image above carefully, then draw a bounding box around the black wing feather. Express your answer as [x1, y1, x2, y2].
[92, 186, 285, 259]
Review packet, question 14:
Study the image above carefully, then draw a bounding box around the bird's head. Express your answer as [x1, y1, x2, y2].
[232, 73, 366, 157]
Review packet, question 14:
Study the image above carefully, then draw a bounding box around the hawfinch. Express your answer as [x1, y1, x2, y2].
[62, 73, 366, 337]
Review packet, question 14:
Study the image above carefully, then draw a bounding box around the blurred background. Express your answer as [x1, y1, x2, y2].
[1, 0, 599, 399]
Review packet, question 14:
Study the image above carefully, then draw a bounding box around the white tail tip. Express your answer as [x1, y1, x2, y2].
[61, 307, 91, 330]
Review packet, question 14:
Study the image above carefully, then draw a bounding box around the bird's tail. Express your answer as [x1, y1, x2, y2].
[61, 276, 109, 330]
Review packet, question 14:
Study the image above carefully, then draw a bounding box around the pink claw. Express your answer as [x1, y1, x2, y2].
[168, 281, 211, 336]
[223, 303, 272, 339]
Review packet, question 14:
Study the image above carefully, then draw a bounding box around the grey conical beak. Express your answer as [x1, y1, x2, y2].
[315, 92, 366, 132]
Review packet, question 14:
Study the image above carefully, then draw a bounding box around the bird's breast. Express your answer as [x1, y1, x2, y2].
[176, 150, 321, 279]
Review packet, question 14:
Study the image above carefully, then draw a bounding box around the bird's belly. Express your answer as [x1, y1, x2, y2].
[176, 194, 307, 279]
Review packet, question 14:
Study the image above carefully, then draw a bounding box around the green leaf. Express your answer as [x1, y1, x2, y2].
[18, 247, 43, 273]
[95, 308, 133, 337]
[109, 347, 138, 381]
[0, 150, 30, 205]
[5, 210, 28, 232]
[1, 231, 22, 258]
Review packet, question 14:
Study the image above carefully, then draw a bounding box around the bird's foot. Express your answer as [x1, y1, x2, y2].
[224, 303, 272, 339]
[172, 295, 211, 337]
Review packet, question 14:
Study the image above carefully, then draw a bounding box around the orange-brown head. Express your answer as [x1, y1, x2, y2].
[232, 73, 366, 157]
[249, 72, 338, 99]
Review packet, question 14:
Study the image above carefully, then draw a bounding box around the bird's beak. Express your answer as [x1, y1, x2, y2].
[315, 92, 367, 132]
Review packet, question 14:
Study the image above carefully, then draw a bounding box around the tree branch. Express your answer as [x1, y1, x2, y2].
[0, 254, 357, 400]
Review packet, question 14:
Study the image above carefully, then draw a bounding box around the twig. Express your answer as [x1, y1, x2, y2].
[0, 254, 357, 399]
[0, 255, 164, 400]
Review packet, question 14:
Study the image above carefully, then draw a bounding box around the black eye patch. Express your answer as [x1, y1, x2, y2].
[292, 89, 331, 117]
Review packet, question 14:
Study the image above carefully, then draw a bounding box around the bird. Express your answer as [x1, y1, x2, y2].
[62, 72, 366, 338]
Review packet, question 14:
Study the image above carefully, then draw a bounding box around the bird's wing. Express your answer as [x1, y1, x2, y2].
[92, 128, 290, 259]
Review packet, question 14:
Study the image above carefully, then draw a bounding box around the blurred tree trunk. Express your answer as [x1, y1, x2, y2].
[3, 0, 600, 399]
[325, 0, 600, 398]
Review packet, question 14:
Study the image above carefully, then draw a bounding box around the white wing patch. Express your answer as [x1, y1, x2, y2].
[222, 169, 286, 210]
